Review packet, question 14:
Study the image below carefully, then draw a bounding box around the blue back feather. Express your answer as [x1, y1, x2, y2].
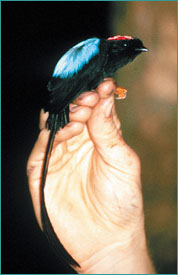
[52, 38, 100, 79]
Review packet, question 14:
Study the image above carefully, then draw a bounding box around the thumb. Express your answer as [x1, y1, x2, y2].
[87, 78, 126, 160]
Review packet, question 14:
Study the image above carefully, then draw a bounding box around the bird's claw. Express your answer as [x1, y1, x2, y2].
[114, 86, 128, 100]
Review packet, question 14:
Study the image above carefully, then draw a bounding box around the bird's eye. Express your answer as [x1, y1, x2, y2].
[123, 43, 128, 47]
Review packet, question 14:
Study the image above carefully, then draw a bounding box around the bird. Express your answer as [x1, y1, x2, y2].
[41, 34, 148, 269]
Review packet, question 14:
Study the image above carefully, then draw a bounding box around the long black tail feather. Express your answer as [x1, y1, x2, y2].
[46, 106, 70, 130]
[41, 109, 80, 268]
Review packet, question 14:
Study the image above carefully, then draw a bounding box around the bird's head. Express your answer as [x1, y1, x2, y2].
[106, 35, 148, 69]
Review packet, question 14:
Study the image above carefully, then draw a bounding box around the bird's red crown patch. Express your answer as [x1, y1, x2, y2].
[108, 35, 133, 41]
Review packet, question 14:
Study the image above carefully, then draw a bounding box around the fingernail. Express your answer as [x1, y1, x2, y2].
[70, 105, 79, 112]
[103, 77, 117, 86]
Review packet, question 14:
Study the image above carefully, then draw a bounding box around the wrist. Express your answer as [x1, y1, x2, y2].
[75, 228, 155, 274]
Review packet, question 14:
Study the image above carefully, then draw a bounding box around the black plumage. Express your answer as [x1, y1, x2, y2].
[41, 35, 148, 269]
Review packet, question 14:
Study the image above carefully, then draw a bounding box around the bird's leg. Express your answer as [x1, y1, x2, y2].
[114, 86, 128, 100]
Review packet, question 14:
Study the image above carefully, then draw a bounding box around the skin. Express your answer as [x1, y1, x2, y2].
[27, 78, 156, 274]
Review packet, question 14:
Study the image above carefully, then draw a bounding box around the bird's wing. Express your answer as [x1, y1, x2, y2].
[46, 38, 108, 111]
[51, 38, 100, 81]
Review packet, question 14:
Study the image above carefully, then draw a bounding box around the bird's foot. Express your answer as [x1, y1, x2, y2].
[114, 86, 127, 100]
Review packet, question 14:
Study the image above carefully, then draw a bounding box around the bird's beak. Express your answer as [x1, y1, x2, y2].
[135, 47, 148, 52]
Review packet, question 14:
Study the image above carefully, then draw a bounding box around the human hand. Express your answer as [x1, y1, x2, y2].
[27, 78, 155, 274]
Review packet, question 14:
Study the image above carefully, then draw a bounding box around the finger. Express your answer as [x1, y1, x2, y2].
[38, 103, 92, 155]
[73, 91, 99, 107]
[97, 78, 122, 132]
[87, 78, 125, 160]
[28, 121, 85, 169]
[39, 90, 99, 131]
[53, 121, 85, 146]
[39, 109, 49, 130]
[69, 104, 93, 123]
[97, 77, 117, 99]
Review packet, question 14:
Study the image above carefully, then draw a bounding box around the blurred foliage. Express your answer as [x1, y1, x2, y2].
[110, 1, 177, 274]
